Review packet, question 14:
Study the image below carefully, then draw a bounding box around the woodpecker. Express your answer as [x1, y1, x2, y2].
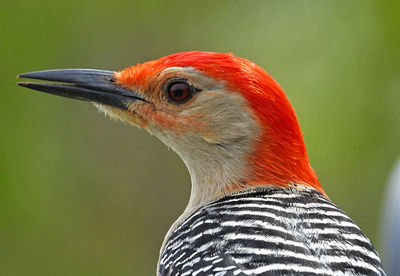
[18, 51, 385, 275]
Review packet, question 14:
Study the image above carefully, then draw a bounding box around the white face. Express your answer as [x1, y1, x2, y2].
[97, 67, 261, 208]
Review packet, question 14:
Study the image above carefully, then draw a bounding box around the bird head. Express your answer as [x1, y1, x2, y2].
[18, 51, 325, 208]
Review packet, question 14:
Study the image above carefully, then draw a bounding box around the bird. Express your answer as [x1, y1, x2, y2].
[18, 51, 385, 275]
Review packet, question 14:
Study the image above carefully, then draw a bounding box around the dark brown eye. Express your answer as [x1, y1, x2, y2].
[167, 81, 192, 103]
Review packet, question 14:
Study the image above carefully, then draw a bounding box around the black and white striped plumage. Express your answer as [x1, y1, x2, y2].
[159, 186, 385, 275]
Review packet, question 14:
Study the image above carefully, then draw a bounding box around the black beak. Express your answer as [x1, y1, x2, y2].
[17, 69, 146, 109]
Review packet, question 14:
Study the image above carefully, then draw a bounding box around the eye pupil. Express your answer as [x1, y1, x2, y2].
[168, 82, 191, 102]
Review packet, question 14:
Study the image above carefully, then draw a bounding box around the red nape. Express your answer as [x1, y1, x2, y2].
[117, 51, 326, 197]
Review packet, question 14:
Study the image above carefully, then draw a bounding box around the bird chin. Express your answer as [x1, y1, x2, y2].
[92, 103, 148, 128]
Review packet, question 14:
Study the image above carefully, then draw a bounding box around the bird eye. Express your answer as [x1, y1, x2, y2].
[167, 81, 193, 103]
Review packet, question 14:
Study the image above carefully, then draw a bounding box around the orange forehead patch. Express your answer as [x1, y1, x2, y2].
[114, 60, 160, 91]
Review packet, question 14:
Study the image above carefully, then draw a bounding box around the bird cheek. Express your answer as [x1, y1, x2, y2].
[134, 104, 209, 136]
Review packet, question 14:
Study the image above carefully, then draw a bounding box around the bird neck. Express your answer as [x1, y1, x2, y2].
[180, 137, 325, 216]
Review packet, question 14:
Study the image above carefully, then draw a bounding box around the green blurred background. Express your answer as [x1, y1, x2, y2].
[1, 1, 399, 275]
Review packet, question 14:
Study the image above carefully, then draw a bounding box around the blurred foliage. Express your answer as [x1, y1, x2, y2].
[1, 0, 399, 275]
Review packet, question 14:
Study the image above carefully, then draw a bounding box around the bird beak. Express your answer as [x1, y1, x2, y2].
[17, 69, 146, 109]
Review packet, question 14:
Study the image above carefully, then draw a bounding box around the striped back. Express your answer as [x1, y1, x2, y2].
[159, 186, 385, 275]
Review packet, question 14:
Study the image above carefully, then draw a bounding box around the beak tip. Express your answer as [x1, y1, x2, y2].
[17, 73, 31, 79]
[17, 82, 31, 88]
